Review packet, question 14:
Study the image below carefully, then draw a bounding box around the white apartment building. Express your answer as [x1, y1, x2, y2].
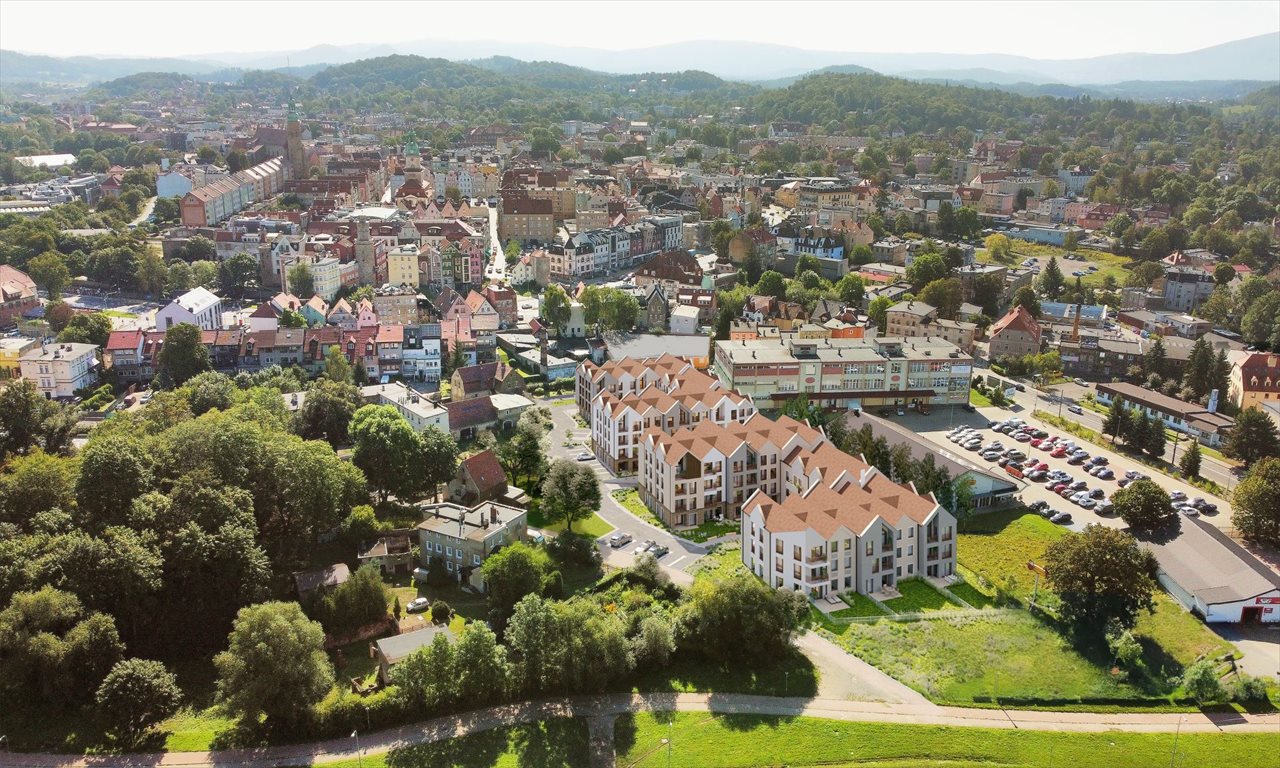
[20, 342, 99, 399]
[638, 413, 825, 528]
[155, 287, 223, 331]
[741, 439, 956, 599]
[386, 244, 421, 288]
[590, 367, 755, 474]
[361, 381, 449, 433]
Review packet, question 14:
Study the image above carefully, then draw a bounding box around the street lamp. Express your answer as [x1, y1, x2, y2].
[352, 729, 363, 768]
[1168, 715, 1186, 768]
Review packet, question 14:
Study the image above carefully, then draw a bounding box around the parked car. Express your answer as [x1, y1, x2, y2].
[1169, 491, 1188, 503]
[608, 532, 634, 548]
[1014, 432, 1032, 443]
[406, 597, 430, 613]
[1178, 505, 1200, 517]
[1050, 511, 1073, 524]
[1029, 500, 1049, 513]
[1096, 469, 1115, 480]
[633, 540, 655, 556]
[650, 544, 670, 558]
[1067, 405, 1083, 415]
[1051, 447, 1068, 458]
[1089, 488, 1106, 499]
[1095, 501, 1114, 515]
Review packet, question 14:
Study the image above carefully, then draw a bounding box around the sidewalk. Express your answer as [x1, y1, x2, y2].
[2, 692, 1275, 768]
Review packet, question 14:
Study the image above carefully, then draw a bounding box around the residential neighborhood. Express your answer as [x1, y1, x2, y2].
[0, 2, 1278, 766]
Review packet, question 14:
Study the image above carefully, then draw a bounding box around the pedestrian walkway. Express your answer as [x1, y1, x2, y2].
[2, 692, 1275, 768]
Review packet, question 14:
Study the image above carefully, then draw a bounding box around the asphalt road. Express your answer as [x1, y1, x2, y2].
[542, 401, 708, 580]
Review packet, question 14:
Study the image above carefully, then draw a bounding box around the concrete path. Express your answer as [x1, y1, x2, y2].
[3, 693, 1275, 768]
[796, 632, 934, 705]
[129, 196, 157, 226]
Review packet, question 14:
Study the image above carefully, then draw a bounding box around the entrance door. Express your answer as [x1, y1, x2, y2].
[1241, 606, 1263, 623]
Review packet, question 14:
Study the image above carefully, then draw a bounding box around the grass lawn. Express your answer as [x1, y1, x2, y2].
[612, 712, 1274, 768]
[611, 488, 666, 529]
[959, 508, 1067, 600]
[880, 578, 964, 614]
[946, 579, 997, 608]
[320, 717, 590, 768]
[680, 520, 738, 543]
[526, 498, 614, 538]
[626, 644, 818, 698]
[969, 386, 993, 407]
[840, 590, 889, 617]
[829, 611, 1152, 704]
[691, 543, 747, 583]
[100, 309, 138, 318]
[548, 397, 575, 407]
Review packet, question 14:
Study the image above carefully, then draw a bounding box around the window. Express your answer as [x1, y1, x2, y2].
[435, 542, 443, 553]
[446, 546, 453, 557]
[446, 561, 453, 572]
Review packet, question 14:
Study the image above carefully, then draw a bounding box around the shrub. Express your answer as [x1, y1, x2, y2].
[1229, 674, 1269, 702]
[429, 600, 452, 625]
[1181, 659, 1224, 703]
[426, 557, 451, 586]
[546, 532, 602, 567]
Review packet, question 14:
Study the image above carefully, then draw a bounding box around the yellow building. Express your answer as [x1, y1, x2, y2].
[0, 337, 37, 381]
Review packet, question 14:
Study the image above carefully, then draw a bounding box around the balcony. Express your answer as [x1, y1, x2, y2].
[805, 550, 827, 564]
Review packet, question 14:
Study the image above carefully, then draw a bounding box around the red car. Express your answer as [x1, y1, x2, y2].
[1030, 438, 1044, 448]
[1032, 462, 1048, 472]
[1051, 483, 1067, 493]
[1051, 447, 1068, 458]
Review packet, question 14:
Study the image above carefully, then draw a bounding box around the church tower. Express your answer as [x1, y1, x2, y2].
[355, 217, 376, 286]
[394, 132, 428, 211]
[286, 102, 306, 177]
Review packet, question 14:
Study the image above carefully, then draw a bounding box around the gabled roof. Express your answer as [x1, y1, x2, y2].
[990, 305, 1040, 338]
[445, 396, 498, 430]
[105, 329, 144, 351]
[458, 449, 507, 496]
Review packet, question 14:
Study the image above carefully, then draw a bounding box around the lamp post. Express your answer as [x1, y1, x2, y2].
[1168, 715, 1186, 768]
[352, 730, 363, 768]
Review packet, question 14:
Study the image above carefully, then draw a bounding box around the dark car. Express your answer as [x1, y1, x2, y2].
[962, 403, 977, 412]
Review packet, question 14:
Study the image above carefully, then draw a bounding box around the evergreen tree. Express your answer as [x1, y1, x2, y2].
[1144, 414, 1167, 458]
[1103, 397, 1129, 445]
[1036, 256, 1065, 300]
[1181, 337, 1212, 400]
[1179, 440, 1201, 479]
[1142, 335, 1166, 379]
[1223, 407, 1280, 465]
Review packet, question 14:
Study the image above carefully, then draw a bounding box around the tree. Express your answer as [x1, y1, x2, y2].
[453, 622, 508, 705]
[95, 658, 182, 742]
[1181, 659, 1224, 704]
[45, 300, 74, 332]
[156, 322, 211, 387]
[184, 236, 217, 262]
[214, 602, 334, 726]
[1232, 457, 1280, 545]
[755, 269, 787, 301]
[0, 379, 78, 458]
[498, 410, 549, 487]
[1240, 292, 1280, 346]
[0, 587, 124, 707]
[135, 250, 169, 300]
[349, 404, 425, 502]
[1043, 524, 1158, 631]
[917, 278, 963, 319]
[1011, 286, 1041, 318]
[849, 243, 874, 265]
[1112, 479, 1175, 532]
[983, 233, 1011, 261]
[867, 296, 892, 332]
[287, 263, 315, 298]
[28, 250, 70, 298]
[893, 212, 913, 234]
[541, 285, 572, 336]
[57, 312, 113, 347]
[1179, 440, 1201, 480]
[394, 632, 456, 711]
[540, 459, 601, 534]
[1062, 230, 1078, 253]
[936, 201, 955, 236]
[184, 370, 236, 416]
[676, 572, 807, 665]
[1142, 335, 1167, 379]
[953, 207, 981, 239]
[480, 542, 553, 630]
[794, 254, 822, 279]
[0, 449, 76, 528]
[834, 273, 865, 306]
[417, 425, 459, 501]
[166, 260, 193, 292]
[1125, 261, 1164, 288]
[219, 252, 259, 299]
[1222, 407, 1280, 465]
[304, 565, 388, 635]
[1142, 413, 1167, 459]
[905, 252, 948, 291]
[1036, 256, 1065, 299]
[323, 346, 352, 383]
[294, 377, 362, 445]
[75, 434, 152, 531]
[225, 149, 249, 173]
[1213, 262, 1237, 286]
[190, 260, 219, 288]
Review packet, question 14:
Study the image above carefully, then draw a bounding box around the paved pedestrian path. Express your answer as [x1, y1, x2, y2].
[2, 692, 1275, 768]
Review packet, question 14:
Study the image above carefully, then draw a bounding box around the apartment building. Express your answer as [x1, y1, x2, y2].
[155, 287, 223, 331]
[741, 439, 956, 599]
[416, 501, 527, 590]
[883, 300, 976, 352]
[1162, 266, 1216, 313]
[638, 413, 825, 528]
[988, 305, 1042, 360]
[19, 342, 99, 399]
[498, 194, 555, 245]
[591, 367, 755, 474]
[575, 353, 693, 420]
[712, 336, 973, 410]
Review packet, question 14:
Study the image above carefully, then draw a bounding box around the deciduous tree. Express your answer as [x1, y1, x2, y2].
[1232, 457, 1280, 546]
[540, 459, 601, 534]
[156, 322, 211, 387]
[1043, 524, 1157, 631]
[214, 601, 334, 726]
[1112, 479, 1174, 532]
[95, 658, 182, 742]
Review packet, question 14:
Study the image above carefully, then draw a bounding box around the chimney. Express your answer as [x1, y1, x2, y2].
[490, 504, 499, 525]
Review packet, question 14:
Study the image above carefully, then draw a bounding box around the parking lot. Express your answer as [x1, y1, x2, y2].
[897, 404, 1234, 535]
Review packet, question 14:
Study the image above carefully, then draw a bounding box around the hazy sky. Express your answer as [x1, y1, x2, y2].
[2, 0, 1277, 59]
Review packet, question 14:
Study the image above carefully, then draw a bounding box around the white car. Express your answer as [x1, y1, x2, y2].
[633, 540, 655, 556]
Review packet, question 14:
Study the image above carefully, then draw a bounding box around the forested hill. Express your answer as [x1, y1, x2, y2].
[749, 71, 1219, 136]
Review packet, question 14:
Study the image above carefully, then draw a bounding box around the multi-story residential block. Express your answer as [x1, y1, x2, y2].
[19, 342, 99, 399]
[987, 305, 1042, 360]
[1230, 352, 1280, 411]
[639, 413, 825, 528]
[482, 285, 518, 329]
[575, 353, 693, 419]
[0, 266, 39, 326]
[361, 381, 449, 433]
[590, 367, 755, 474]
[155, 287, 223, 331]
[416, 501, 527, 590]
[883, 301, 976, 352]
[713, 336, 973, 411]
[741, 439, 957, 599]
[498, 194, 555, 245]
[400, 323, 442, 384]
[103, 330, 146, 385]
[1161, 266, 1216, 313]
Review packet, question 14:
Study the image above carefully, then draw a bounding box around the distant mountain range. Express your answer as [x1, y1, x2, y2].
[2, 31, 1277, 100]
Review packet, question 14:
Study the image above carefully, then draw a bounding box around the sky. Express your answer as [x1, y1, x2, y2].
[1, 0, 1277, 60]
